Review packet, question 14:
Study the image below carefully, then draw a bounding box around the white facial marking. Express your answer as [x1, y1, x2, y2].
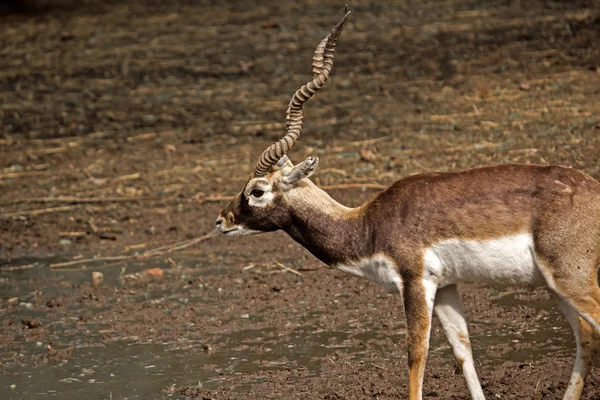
[423, 233, 545, 288]
[248, 191, 274, 208]
[335, 255, 403, 293]
[220, 226, 262, 236]
[245, 178, 275, 208]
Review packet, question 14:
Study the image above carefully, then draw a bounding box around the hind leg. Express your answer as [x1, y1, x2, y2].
[535, 254, 600, 335]
[535, 254, 600, 399]
[434, 285, 485, 400]
[555, 296, 600, 400]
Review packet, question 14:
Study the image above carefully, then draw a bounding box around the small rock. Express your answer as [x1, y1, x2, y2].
[359, 148, 378, 162]
[241, 314, 250, 319]
[20, 302, 33, 310]
[59, 239, 72, 246]
[91, 272, 104, 286]
[36, 342, 43, 347]
[143, 267, 164, 279]
[22, 318, 41, 329]
[10, 384, 15, 390]
[9, 164, 23, 172]
[7, 297, 18, 304]
[142, 114, 156, 125]
[46, 299, 61, 308]
[262, 20, 279, 29]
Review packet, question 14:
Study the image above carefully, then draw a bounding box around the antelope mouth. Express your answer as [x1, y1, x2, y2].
[218, 226, 239, 235]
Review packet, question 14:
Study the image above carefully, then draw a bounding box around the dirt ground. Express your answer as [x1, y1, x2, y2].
[1, 0, 600, 399]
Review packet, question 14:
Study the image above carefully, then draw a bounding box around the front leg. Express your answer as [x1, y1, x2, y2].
[403, 278, 437, 400]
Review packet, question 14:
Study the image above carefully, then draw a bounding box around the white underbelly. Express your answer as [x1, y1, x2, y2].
[424, 233, 545, 288]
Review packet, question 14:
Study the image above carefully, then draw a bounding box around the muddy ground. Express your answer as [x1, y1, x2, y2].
[1, 0, 600, 399]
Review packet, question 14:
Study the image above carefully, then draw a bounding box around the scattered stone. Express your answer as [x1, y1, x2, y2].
[7, 297, 18, 304]
[22, 318, 41, 329]
[36, 342, 43, 347]
[20, 302, 33, 310]
[359, 148, 378, 162]
[91, 271, 104, 286]
[241, 313, 250, 319]
[143, 267, 164, 279]
[46, 299, 62, 308]
[59, 239, 72, 246]
[142, 114, 156, 125]
[10, 384, 15, 390]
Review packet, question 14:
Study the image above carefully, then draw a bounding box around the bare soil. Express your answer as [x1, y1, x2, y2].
[1, 0, 600, 399]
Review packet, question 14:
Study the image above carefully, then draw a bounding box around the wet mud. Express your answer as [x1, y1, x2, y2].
[2, 0, 600, 399]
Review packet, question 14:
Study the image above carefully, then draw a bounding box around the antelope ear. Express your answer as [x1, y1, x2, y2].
[272, 155, 294, 171]
[283, 156, 319, 185]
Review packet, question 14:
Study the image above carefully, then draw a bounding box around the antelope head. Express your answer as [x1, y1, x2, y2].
[216, 7, 351, 237]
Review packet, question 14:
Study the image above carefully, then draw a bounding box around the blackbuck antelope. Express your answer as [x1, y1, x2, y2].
[216, 7, 600, 400]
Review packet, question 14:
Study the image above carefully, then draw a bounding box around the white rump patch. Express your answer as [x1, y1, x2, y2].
[423, 233, 545, 288]
[335, 255, 403, 293]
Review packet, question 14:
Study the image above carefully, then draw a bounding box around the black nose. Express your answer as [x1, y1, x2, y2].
[216, 217, 223, 226]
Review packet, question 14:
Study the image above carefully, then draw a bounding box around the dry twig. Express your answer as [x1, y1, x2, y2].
[272, 259, 303, 276]
[194, 182, 386, 206]
[12, 196, 170, 204]
[49, 230, 219, 269]
[0, 205, 78, 218]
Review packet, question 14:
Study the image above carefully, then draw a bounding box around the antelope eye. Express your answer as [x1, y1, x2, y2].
[250, 189, 264, 198]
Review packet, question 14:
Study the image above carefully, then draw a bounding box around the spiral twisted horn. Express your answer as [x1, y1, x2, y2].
[253, 6, 351, 176]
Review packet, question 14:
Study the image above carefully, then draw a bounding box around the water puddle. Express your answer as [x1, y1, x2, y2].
[0, 257, 579, 398]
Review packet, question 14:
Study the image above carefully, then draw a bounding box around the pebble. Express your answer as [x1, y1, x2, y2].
[91, 271, 104, 286]
[10, 384, 16, 390]
[142, 114, 156, 125]
[20, 302, 33, 310]
[22, 318, 41, 329]
[36, 342, 43, 347]
[143, 268, 164, 279]
[241, 314, 250, 319]
[59, 239, 72, 246]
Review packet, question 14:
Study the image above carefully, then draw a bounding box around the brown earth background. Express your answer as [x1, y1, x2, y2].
[1, 0, 600, 399]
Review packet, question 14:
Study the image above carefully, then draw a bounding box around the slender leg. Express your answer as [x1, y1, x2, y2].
[555, 296, 600, 400]
[403, 279, 437, 400]
[535, 254, 600, 399]
[434, 285, 485, 400]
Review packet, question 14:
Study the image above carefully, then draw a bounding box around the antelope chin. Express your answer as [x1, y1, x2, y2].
[219, 226, 262, 236]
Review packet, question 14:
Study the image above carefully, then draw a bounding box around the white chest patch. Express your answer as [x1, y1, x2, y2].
[423, 233, 545, 288]
[335, 255, 403, 293]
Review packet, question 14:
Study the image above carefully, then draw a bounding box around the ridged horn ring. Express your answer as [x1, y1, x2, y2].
[253, 6, 351, 176]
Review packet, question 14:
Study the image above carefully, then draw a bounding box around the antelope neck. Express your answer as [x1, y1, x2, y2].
[282, 182, 371, 265]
